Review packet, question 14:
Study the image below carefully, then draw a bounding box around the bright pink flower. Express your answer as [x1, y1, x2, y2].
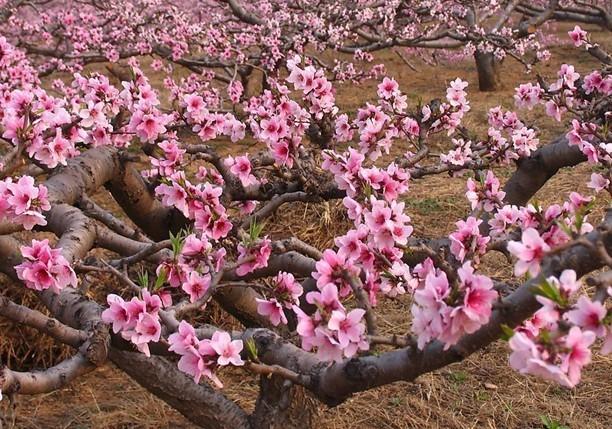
[235, 238, 272, 276]
[489, 205, 520, 236]
[182, 271, 211, 303]
[449, 217, 490, 262]
[227, 80, 243, 103]
[312, 249, 357, 296]
[126, 312, 161, 357]
[259, 116, 286, 143]
[256, 298, 287, 326]
[514, 83, 542, 110]
[228, 155, 258, 187]
[545, 100, 564, 122]
[306, 283, 343, 313]
[293, 305, 317, 351]
[15, 239, 76, 293]
[568, 26, 588, 47]
[565, 296, 606, 336]
[177, 346, 207, 384]
[446, 78, 468, 107]
[546, 270, 582, 300]
[134, 112, 168, 142]
[7, 176, 39, 215]
[411, 271, 451, 349]
[272, 272, 303, 306]
[377, 77, 399, 100]
[327, 308, 366, 348]
[155, 181, 189, 217]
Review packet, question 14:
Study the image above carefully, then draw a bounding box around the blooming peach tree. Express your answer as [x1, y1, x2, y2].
[0, 3, 610, 427]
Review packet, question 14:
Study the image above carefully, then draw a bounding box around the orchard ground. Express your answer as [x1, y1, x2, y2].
[1, 24, 611, 428]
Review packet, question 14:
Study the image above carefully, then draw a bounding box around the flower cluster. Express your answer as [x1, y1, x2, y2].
[509, 270, 611, 387]
[181, 93, 245, 143]
[411, 260, 497, 349]
[101, 290, 165, 357]
[465, 170, 506, 212]
[155, 174, 232, 240]
[0, 176, 50, 229]
[294, 284, 369, 362]
[156, 233, 226, 303]
[1, 88, 75, 168]
[506, 193, 595, 277]
[256, 272, 303, 326]
[449, 217, 490, 263]
[235, 238, 272, 277]
[16, 239, 77, 293]
[169, 321, 244, 387]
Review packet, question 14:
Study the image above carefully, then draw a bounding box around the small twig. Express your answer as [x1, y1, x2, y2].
[244, 361, 309, 386]
[77, 195, 151, 243]
[110, 239, 172, 267]
[368, 334, 414, 348]
[393, 48, 419, 72]
[240, 191, 321, 229]
[101, 261, 141, 292]
[272, 237, 323, 260]
[343, 272, 378, 336]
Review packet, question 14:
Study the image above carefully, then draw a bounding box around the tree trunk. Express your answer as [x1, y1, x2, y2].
[249, 375, 318, 429]
[474, 51, 501, 92]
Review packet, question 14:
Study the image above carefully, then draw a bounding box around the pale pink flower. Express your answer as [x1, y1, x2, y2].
[587, 173, 609, 193]
[210, 331, 244, 366]
[101, 294, 130, 333]
[507, 228, 551, 277]
[559, 327, 595, 386]
[327, 308, 366, 348]
[168, 320, 199, 355]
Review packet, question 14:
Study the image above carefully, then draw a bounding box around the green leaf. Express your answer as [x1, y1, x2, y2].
[245, 338, 258, 361]
[169, 229, 187, 256]
[137, 269, 149, 289]
[540, 415, 569, 429]
[248, 219, 264, 242]
[154, 268, 167, 291]
[533, 279, 563, 305]
[500, 324, 515, 341]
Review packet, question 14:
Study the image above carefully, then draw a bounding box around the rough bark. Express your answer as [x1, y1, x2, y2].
[106, 161, 188, 241]
[250, 375, 318, 429]
[503, 135, 586, 206]
[110, 349, 251, 429]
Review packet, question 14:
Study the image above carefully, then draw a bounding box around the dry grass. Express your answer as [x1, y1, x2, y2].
[1, 23, 611, 428]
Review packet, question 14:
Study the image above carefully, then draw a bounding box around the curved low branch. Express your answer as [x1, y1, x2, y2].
[0, 354, 94, 396]
[0, 296, 87, 348]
